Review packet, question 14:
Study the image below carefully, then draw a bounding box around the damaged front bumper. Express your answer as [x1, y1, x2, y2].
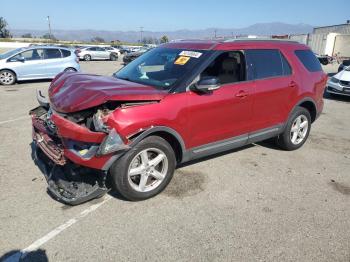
[30, 105, 116, 205]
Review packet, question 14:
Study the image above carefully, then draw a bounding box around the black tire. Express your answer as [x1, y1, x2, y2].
[277, 106, 311, 151]
[0, 70, 16, 85]
[110, 54, 118, 61]
[84, 54, 91, 61]
[110, 136, 176, 201]
[64, 67, 77, 72]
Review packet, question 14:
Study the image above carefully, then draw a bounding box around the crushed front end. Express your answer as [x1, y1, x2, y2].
[30, 103, 126, 205]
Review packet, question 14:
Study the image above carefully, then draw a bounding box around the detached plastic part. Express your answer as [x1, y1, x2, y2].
[34, 145, 109, 205]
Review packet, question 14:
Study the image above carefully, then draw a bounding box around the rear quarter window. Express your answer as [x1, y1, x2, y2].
[295, 50, 322, 72]
[246, 49, 291, 80]
[61, 49, 71, 57]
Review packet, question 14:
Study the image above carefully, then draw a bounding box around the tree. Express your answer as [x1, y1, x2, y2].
[91, 37, 105, 43]
[22, 33, 33, 38]
[160, 35, 169, 44]
[42, 33, 57, 41]
[0, 17, 12, 38]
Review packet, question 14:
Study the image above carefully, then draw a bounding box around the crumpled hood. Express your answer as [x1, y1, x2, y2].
[49, 73, 167, 113]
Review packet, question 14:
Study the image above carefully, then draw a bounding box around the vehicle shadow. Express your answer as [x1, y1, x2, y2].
[16, 79, 52, 85]
[177, 144, 256, 168]
[0, 249, 48, 262]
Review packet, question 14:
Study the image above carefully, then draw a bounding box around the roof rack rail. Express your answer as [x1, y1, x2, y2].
[223, 38, 299, 43]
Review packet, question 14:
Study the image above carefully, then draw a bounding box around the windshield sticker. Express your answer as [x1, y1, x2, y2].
[174, 56, 190, 65]
[179, 51, 202, 58]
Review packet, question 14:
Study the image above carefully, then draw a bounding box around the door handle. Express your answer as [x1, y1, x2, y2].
[289, 81, 297, 88]
[235, 90, 248, 98]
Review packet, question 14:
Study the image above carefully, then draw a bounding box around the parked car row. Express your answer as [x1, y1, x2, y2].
[122, 47, 151, 64]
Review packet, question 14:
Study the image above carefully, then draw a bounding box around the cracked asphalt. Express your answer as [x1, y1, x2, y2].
[0, 58, 349, 262]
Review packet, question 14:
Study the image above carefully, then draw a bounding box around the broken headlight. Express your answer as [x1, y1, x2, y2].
[93, 110, 109, 133]
[97, 128, 129, 155]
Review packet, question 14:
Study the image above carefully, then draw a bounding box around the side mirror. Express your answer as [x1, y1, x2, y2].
[9, 56, 25, 63]
[193, 76, 220, 92]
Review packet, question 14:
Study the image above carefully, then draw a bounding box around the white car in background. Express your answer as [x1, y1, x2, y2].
[104, 47, 121, 57]
[77, 46, 118, 61]
[327, 66, 350, 96]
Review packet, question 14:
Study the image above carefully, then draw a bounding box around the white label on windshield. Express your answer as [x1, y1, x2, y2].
[179, 51, 202, 58]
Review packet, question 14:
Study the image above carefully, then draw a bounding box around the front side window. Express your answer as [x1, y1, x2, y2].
[295, 50, 322, 72]
[12, 49, 44, 61]
[87, 47, 97, 51]
[200, 51, 246, 85]
[246, 49, 290, 80]
[114, 48, 209, 90]
[44, 49, 62, 59]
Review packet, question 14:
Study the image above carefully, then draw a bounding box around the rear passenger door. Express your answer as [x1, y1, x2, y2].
[245, 49, 296, 131]
[42, 49, 64, 77]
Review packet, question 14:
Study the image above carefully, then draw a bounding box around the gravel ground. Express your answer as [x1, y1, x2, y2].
[0, 58, 349, 262]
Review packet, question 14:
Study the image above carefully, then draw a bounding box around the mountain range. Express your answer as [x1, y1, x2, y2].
[12, 22, 314, 42]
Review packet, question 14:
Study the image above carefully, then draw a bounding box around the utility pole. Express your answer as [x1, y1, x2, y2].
[214, 29, 217, 39]
[140, 26, 144, 43]
[47, 16, 52, 41]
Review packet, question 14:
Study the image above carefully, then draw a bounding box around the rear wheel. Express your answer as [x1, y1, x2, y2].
[84, 54, 91, 61]
[110, 136, 176, 201]
[64, 67, 77, 72]
[277, 106, 311, 150]
[0, 70, 16, 85]
[110, 54, 118, 61]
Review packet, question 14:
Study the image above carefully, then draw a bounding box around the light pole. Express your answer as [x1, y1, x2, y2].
[140, 26, 144, 43]
[47, 16, 52, 41]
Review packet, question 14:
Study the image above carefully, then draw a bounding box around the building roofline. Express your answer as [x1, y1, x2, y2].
[314, 23, 350, 30]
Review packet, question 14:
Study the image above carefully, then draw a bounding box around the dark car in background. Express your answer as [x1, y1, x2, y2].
[123, 47, 151, 64]
[338, 59, 350, 72]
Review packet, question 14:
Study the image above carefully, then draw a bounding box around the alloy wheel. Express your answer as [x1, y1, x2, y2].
[0, 71, 14, 85]
[290, 115, 309, 145]
[127, 148, 168, 192]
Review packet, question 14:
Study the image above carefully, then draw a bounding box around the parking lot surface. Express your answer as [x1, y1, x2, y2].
[0, 60, 349, 261]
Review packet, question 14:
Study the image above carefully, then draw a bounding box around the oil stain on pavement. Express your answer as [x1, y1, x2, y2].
[164, 170, 207, 198]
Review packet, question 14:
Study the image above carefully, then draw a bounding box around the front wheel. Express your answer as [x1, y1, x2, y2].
[110, 136, 176, 201]
[277, 106, 311, 150]
[0, 70, 16, 85]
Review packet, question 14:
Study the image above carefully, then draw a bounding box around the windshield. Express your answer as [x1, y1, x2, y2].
[0, 48, 24, 60]
[114, 47, 208, 89]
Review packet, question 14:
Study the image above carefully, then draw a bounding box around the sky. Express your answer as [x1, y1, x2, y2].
[2, 0, 350, 32]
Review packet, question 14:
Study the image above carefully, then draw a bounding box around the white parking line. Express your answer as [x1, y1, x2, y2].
[0, 116, 29, 125]
[3, 195, 112, 262]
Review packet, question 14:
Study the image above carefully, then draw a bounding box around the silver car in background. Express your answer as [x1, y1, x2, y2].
[77, 46, 119, 61]
[0, 46, 80, 85]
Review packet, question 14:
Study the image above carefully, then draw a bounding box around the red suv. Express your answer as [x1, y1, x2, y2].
[30, 40, 327, 205]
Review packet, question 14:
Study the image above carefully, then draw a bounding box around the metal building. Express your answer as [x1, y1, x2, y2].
[313, 21, 350, 34]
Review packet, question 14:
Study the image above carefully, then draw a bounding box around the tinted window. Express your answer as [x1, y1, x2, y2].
[44, 49, 62, 59]
[96, 47, 105, 51]
[61, 49, 71, 57]
[295, 50, 322, 72]
[88, 47, 96, 51]
[246, 49, 286, 80]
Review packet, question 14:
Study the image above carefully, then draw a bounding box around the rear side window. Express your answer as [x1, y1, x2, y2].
[295, 50, 322, 72]
[61, 49, 71, 57]
[246, 49, 291, 80]
[44, 49, 62, 59]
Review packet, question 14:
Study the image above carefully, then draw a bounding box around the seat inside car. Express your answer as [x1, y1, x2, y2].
[218, 57, 238, 84]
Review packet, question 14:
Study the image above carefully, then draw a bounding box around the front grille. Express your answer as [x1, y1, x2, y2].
[340, 80, 350, 87]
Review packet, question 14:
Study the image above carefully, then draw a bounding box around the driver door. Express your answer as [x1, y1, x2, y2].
[187, 51, 254, 153]
[8, 49, 45, 79]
